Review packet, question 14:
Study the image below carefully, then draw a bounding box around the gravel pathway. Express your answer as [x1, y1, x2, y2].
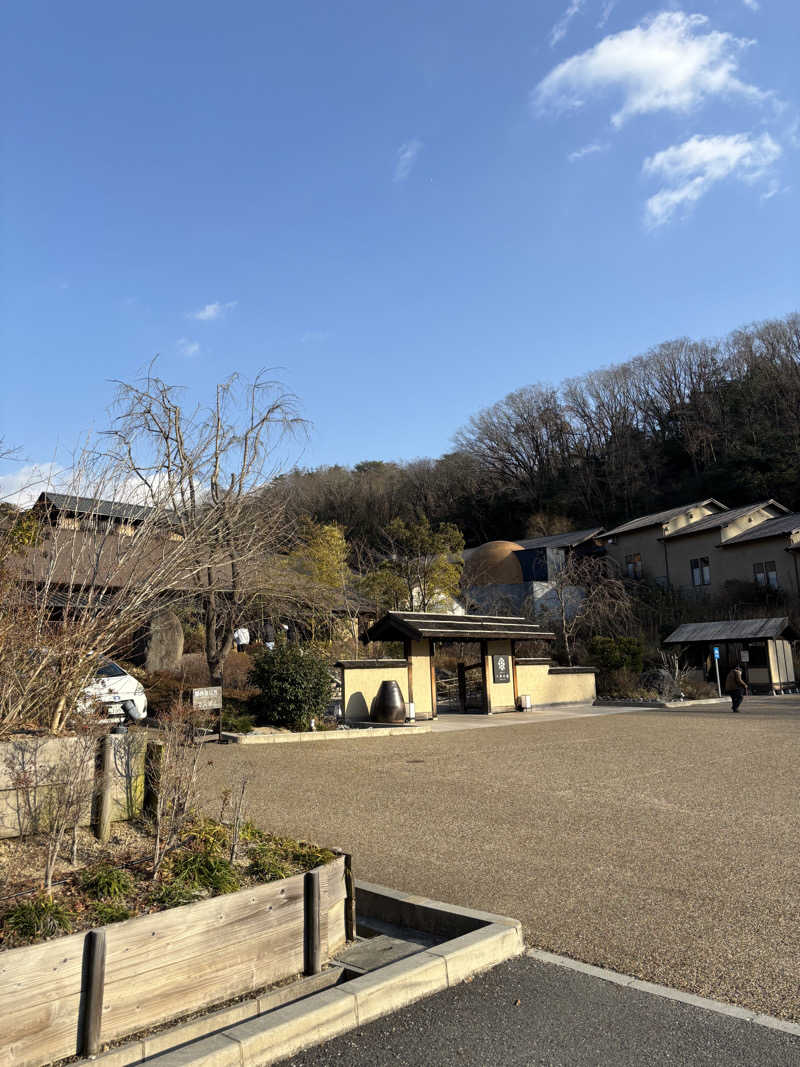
[199, 709, 800, 1022]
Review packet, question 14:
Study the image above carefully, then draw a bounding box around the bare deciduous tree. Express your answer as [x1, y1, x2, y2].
[106, 368, 305, 688]
[533, 554, 632, 667]
[148, 704, 206, 878]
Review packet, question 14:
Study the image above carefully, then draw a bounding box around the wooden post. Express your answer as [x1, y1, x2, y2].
[344, 853, 356, 942]
[429, 639, 438, 718]
[304, 869, 322, 975]
[93, 735, 113, 842]
[143, 740, 163, 818]
[404, 640, 414, 720]
[480, 640, 492, 714]
[511, 640, 519, 710]
[81, 929, 106, 1056]
[457, 663, 467, 712]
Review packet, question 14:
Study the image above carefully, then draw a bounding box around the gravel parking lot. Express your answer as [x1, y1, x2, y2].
[200, 706, 800, 1022]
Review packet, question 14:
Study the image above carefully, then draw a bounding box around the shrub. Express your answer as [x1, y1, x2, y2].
[169, 850, 241, 894]
[681, 679, 718, 699]
[82, 864, 134, 900]
[150, 879, 201, 908]
[92, 901, 132, 924]
[589, 636, 644, 674]
[247, 842, 293, 882]
[3, 896, 74, 943]
[249, 644, 332, 732]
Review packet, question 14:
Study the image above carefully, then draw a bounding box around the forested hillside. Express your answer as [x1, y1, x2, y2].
[278, 313, 800, 549]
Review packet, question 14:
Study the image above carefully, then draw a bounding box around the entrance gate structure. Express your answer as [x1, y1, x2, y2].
[336, 612, 597, 722]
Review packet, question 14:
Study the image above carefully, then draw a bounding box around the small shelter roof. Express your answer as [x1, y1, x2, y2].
[663, 617, 797, 644]
[364, 611, 554, 643]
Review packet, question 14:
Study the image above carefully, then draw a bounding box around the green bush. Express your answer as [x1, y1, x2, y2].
[82, 864, 133, 901]
[169, 850, 241, 894]
[3, 896, 74, 943]
[589, 636, 644, 674]
[249, 644, 332, 732]
[92, 901, 132, 925]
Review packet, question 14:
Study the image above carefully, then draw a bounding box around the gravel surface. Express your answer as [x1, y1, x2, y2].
[200, 708, 800, 1022]
[280, 956, 800, 1067]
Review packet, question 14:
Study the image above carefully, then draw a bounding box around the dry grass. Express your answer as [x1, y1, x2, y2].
[200, 709, 800, 1022]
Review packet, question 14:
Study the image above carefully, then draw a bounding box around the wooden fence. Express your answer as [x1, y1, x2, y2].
[0, 856, 347, 1067]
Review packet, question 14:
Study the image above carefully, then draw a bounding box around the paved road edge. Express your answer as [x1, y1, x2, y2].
[526, 949, 800, 1038]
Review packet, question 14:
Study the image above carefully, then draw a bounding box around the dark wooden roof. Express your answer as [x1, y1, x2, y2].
[364, 611, 555, 643]
[664, 617, 797, 643]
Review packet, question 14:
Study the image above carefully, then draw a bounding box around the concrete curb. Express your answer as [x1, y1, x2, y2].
[527, 949, 800, 1038]
[593, 699, 729, 710]
[95, 884, 523, 1066]
[222, 722, 433, 744]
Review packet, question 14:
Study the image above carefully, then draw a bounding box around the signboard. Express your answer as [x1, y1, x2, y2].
[192, 686, 222, 711]
[492, 654, 511, 685]
[740, 650, 749, 663]
[713, 646, 720, 660]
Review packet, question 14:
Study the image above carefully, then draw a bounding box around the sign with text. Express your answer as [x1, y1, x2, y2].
[192, 686, 222, 711]
[492, 654, 511, 685]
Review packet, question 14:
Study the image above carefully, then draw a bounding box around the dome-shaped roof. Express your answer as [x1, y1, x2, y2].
[464, 540, 524, 586]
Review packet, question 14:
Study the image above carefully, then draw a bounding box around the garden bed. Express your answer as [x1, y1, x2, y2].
[0, 819, 348, 1067]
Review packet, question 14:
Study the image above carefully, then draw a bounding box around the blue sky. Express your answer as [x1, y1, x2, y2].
[2, 0, 798, 499]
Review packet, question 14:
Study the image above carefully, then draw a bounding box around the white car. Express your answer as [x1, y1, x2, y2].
[78, 659, 148, 723]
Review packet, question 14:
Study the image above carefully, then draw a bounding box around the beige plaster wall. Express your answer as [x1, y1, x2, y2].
[516, 663, 596, 706]
[342, 665, 409, 722]
[604, 529, 669, 584]
[409, 639, 434, 719]
[717, 538, 798, 593]
[486, 639, 515, 712]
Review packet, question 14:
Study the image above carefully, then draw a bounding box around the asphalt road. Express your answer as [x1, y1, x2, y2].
[200, 703, 800, 1022]
[279, 955, 800, 1067]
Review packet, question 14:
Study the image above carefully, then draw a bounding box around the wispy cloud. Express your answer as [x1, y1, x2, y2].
[187, 300, 238, 321]
[597, 1, 616, 30]
[177, 337, 200, 357]
[0, 462, 63, 507]
[533, 12, 769, 128]
[549, 1, 586, 48]
[642, 132, 781, 227]
[393, 139, 423, 183]
[568, 141, 610, 162]
[741, 0, 760, 11]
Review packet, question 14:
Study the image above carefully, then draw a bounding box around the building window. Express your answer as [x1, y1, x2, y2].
[690, 557, 710, 587]
[625, 553, 642, 579]
[754, 561, 778, 589]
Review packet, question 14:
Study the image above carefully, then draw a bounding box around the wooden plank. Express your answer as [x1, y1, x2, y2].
[94, 734, 113, 842]
[0, 929, 86, 1009]
[327, 899, 347, 955]
[1, 993, 84, 1067]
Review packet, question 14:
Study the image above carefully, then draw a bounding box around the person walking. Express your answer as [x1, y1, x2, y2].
[724, 663, 748, 713]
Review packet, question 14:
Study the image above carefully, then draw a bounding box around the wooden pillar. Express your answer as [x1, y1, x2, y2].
[480, 640, 492, 714]
[457, 663, 467, 712]
[511, 640, 519, 710]
[404, 640, 414, 717]
[429, 640, 438, 718]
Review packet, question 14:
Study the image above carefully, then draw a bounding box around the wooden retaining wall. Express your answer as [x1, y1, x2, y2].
[0, 856, 347, 1067]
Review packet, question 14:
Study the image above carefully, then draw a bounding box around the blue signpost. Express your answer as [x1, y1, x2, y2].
[712, 645, 721, 697]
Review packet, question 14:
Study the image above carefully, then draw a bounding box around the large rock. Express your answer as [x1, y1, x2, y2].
[133, 609, 184, 673]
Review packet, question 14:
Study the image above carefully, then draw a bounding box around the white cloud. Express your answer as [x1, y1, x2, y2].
[393, 139, 423, 183]
[642, 131, 781, 227]
[177, 337, 200, 357]
[741, 0, 759, 10]
[533, 12, 768, 128]
[549, 1, 586, 48]
[0, 463, 64, 507]
[568, 140, 610, 161]
[187, 300, 237, 321]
